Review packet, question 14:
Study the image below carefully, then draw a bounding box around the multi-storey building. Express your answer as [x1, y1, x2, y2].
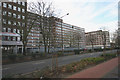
[1, 0, 27, 53]
[26, 12, 42, 52]
[85, 30, 110, 49]
[52, 17, 85, 49]
[26, 13, 85, 53]
[1, 1, 85, 53]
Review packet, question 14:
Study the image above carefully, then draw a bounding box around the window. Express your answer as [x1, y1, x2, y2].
[2, 36, 6, 41]
[13, 0, 17, 3]
[17, 29, 20, 33]
[2, 28, 6, 32]
[18, 0, 21, 5]
[13, 6, 16, 10]
[22, 16, 25, 19]
[13, 29, 16, 33]
[22, 2, 25, 6]
[0, 2, 1, 6]
[8, 36, 11, 41]
[13, 13, 16, 18]
[22, 9, 25, 13]
[3, 11, 7, 15]
[13, 37, 16, 41]
[8, 28, 11, 32]
[22, 23, 25, 27]
[8, 21, 11, 25]
[8, 12, 12, 17]
[13, 21, 16, 25]
[18, 15, 21, 19]
[8, 0, 12, 1]
[3, 19, 6, 24]
[8, 4, 12, 9]
[18, 22, 20, 26]
[3, 3, 7, 8]
[18, 37, 20, 41]
[18, 7, 21, 12]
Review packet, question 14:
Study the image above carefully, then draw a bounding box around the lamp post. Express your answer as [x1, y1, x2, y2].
[51, 13, 69, 76]
[72, 26, 74, 48]
[60, 13, 69, 54]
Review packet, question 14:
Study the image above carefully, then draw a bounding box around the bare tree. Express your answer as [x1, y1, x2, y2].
[102, 31, 107, 50]
[18, 12, 37, 55]
[99, 27, 110, 50]
[111, 30, 118, 48]
[66, 31, 74, 47]
[86, 33, 96, 51]
[28, 1, 59, 74]
[74, 32, 82, 49]
[100, 30, 109, 50]
[114, 29, 120, 49]
[28, 1, 56, 54]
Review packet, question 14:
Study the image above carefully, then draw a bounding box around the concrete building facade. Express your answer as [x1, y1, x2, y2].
[85, 30, 110, 49]
[26, 13, 86, 53]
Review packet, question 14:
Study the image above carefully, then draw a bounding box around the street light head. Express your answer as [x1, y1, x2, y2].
[67, 13, 69, 15]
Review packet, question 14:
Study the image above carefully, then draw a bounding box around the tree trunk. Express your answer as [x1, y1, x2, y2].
[78, 42, 79, 50]
[92, 43, 94, 51]
[23, 44, 26, 55]
[43, 37, 47, 55]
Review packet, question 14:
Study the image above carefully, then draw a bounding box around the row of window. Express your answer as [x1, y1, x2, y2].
[3, 3, 25, 13]
[2, 36, 20, 41]
[2, 28, 20, 34]
[3, 19, 25, 27]
[3, 11, 25, 19]
[3, 1, 25, 7]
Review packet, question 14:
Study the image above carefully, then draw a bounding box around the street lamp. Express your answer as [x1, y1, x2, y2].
[60, 13, 69, 54]
[72, 26, 74, 48]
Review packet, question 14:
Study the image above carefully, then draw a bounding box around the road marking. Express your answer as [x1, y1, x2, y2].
[1, 68, 9, 70]
[34, 62, 45, 65]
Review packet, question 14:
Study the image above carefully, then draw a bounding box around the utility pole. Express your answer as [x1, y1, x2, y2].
[52, 13, 69, 77]
[60, 13, 69, 54]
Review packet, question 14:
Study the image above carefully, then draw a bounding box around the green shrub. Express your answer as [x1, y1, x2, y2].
[81, 57, 105, 64]
[101, 54, 116, 58]
[65, 64, 73, 72]
[93, 57, 105, 63]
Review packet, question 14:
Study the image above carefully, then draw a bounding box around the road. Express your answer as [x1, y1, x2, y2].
[2, 50, 117, 77]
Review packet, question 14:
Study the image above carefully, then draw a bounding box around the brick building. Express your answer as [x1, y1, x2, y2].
[1, 0, 27, 53]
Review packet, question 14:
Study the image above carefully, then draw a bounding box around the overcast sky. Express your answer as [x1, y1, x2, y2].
[28, 0, 119, 33]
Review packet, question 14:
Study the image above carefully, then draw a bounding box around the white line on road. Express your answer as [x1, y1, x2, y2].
[34, 62, 45, 65]
[1, 68, 9, 70]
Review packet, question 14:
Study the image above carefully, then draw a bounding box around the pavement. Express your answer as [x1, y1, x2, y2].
[68, 57, 119, 78]
[2, 50, 117, 77]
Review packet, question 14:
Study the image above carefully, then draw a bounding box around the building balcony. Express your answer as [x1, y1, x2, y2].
[1, 32, 20, 37]
[2, 41, 23, 46]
